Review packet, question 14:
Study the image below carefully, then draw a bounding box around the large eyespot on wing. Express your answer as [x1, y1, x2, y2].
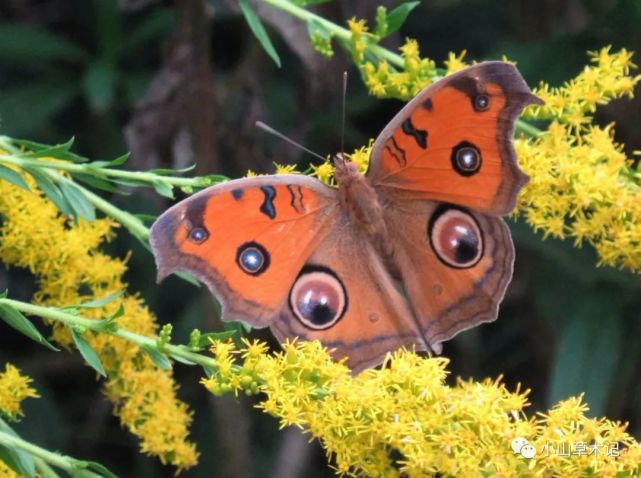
[367, 62, 543, 215]
[383, 199, 514, 352]
[270, 232, 429, 374]
[149, 174, 339, 328]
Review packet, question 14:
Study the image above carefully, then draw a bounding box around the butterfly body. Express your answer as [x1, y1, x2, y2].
[151, 62, 543, 372]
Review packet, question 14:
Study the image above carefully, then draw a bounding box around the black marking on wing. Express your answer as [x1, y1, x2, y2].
[184, 193, 208, 229]
[384, 137, 407, 167]
[286, 185, 305, 214]
[231, 188, 244, 200]
[259, 185, 277, 219]
[401, 118, 428, 149]
[423, 98, 433, 111]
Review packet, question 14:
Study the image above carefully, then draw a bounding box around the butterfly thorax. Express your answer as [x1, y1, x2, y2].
[334, 158, 388, 242]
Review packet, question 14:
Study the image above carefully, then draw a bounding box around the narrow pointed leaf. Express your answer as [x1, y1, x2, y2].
[0, 164, 30, 191]
[71, 329, 106, 377]
[23, 167, 74, 218]
[0, 304, 58, 351]
[170, 354, 197, 365]
[142, 346, 172, 370]
[76, 291, 123, 308]
[152, 180, 174, 198]
[148, 164, 196, 175]
[239, 0, 281, 67]
[74, 174, 123, 194]
[386, 2, 420, 35]
[88, 153, 130, 169]
[75, 460, 118, 478]
[58, 181, 96, 221]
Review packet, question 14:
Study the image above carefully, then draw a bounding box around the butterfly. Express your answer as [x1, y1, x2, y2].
[150, 62, 542, 373]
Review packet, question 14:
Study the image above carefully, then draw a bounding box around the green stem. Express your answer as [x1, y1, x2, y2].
[0, 298, 218, 370]
[0, 430, 102, 478]
[260, 0, 404, 67]
[0, 136, 225, 189]
[516, 119, 543, 137]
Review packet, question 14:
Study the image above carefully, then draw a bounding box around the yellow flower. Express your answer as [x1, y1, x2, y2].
[202, 339, 641, 477]
[0, 364, 38, 420]
[273, 162, 298, 174]
[347, 17, 368, 35]
[444, 50, 468, 74]
[311, 161, 335, 185]
[0, 169, 198, 470]
[0, 461, 20, 478]
[349, 140, 373, 174]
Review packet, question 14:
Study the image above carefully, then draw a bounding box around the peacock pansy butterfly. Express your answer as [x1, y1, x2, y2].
[150, 62, 543, 373]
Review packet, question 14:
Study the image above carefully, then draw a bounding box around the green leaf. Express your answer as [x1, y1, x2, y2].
[0, 290, 7, 299]
[23, 167, 74, 218]
[385, 1, 420, 36]
[152, 180, 174, 199]
[11, 137, 87, 163]
[58, 181, 96, 221]
[0, 304, 59, 351]
[74, 174, 123, 194]
[0, 24, 87, 66]
[73, 460, 118, 478]
[147, 164, 196, 175]
[76, 291, 123, 308]
[170, 354, 197, 366]
[21, 137, 79, 161]
[71, 329, 106, 377]
[0, 421, 36, 478]
[111, 177, 151, 187]
[142, 346, 172, 370]
[0, 164, 30, 191]
[92, 304, 123, 333]
[239, 0, 281, 67]
[88, 153, 130, 169]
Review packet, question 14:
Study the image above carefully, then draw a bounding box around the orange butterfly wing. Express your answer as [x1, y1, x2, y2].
[367, 61, 542, 214]
[150, 175, 338, 327]
[383, 199, 515, 353]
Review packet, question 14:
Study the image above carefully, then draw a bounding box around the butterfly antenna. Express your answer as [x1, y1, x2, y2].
[340, 71, 348, 158]
[255, 121, 326, 162]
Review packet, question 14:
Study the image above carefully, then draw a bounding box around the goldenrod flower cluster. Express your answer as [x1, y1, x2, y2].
[202, 339, 641, 477]
[514, 122, 641, 272]
[0, 363, 38, 420]
[514, 48, 641, 272]
[524, 47, 640, 129]
[0, 172, 198, 470]
[360, 41, 438, 99]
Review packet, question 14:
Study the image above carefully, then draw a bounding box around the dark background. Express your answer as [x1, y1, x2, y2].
[1, 0, 640, 477]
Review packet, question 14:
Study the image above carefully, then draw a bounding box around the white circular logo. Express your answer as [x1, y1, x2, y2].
[511, 437, 536, 459]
